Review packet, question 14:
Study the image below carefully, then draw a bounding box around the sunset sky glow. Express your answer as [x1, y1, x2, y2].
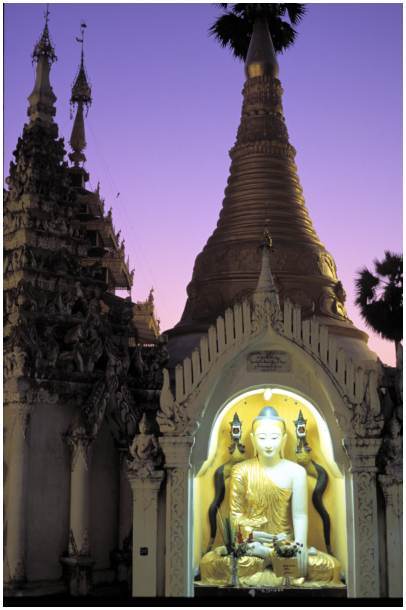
[4, 3, 402, 365]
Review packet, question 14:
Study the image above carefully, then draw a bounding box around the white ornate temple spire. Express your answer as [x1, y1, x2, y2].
[69, 22, 92, 168]
[27, 5, 57, 125]
[255, 229, 276, 293]
[252, 229, 283, 332]
[254, 229, 278, 294]
[245, 16, 279, 79]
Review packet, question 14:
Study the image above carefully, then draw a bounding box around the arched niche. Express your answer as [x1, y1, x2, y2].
[189, 330, 351, 481]
[192, 385, 348, 585]
[159, 317, 382, 597]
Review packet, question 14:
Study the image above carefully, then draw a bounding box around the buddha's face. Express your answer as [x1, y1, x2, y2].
[251, 419, 286, 463]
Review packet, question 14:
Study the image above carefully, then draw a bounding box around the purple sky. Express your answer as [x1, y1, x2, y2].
[4, 3, 402, 366]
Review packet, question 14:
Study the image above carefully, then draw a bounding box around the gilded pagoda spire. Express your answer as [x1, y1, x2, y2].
[69, 22, 92, 168]
[245, 17, 279, 79]
[175, 17, 352, 335]
[27, 6, 57, 125]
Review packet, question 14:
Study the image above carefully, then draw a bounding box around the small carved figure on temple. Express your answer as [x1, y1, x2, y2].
[381, 414, 402, 474]
[35, 326, 60, 378]
[131, 346, 145, 381]
[83, 319, 103, 373]
[55, 216, 68, 235]
[59, 323, 85, 373]
[4, 290, 14, 315]
[70, 282, 88, 318]
[128, 413, 162, 476]
[16, 285, 29, 310]
[87, 286, 102, 318]
[12, 249, 21, 272]
[4, 352, 15, 378]
[110, 384, 137, 442]
[56, 284, 75, 316]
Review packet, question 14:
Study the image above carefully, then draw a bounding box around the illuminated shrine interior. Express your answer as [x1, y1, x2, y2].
[193, 387, 348, 582]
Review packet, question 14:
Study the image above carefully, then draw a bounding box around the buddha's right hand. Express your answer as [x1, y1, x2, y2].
[246, 542, 272, 562]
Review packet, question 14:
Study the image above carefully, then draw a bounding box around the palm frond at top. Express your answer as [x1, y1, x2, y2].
[209, 3, 307, 59]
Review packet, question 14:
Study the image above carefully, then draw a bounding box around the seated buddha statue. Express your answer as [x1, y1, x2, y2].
[199, 407, 344, 588]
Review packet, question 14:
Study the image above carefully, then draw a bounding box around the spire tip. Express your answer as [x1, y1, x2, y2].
[69, 21, 92, 168]
[245, 18, 279, 79]
[32, 4, 57, 64]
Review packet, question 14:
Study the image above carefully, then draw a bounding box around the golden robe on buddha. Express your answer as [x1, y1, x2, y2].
[200, 458, 343, 588]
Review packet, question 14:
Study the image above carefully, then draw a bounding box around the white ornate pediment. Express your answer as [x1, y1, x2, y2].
[158, 296, 383, 441]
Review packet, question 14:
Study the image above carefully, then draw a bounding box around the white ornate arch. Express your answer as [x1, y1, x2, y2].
[158, 298, 383, 445]
[156, 295, 385, 598]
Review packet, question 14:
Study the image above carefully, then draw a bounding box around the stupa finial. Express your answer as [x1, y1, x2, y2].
[254, 226, 277, 295]
[32, 4, 57, 64]
[69, 21, 92, 168]
[251, 228, 283, 331]
[245, 16, 279, 79]
[27, 5, 57, 124]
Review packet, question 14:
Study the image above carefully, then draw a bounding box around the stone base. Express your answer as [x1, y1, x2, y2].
[195, 583, 348, 599]
[4, 580, 66, 598]
[60, 555, 94, 597]
[3, 581, 130, 603]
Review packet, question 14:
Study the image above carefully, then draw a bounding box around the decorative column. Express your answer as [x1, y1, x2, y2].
[343, 438, 382, 598]
[378, 474, 402, 598]
[159, 436, 194, 597]
[127, 469, 164, 597]
[110, 447, 133, 585]
[5, 403, 31, 588]
[60, 427, 94, 596]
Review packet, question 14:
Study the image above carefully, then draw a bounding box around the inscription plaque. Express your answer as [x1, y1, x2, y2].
[247, 351, 291, 372]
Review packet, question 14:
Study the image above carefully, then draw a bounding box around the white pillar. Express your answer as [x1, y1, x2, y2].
[379, 474, 402, 598]
[344, 438, 382, 598]
[5, 404, 31, 587]
[118, 449, 132, 551]
[127, 470, 164, 597]
[112, 447, 133, 583]
[160, 436, 194, 597]
[60, 427, 94, 596]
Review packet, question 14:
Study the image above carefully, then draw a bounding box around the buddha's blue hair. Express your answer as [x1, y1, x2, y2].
[252, 406, 286, 432]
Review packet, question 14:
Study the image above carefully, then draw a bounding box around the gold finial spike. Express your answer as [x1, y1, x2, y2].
[32, 4, 56, 64]
[71, 21, 91, 107]
[75, 21, 87, 65]
[69, 22, 92, 167]
[245, 17, 279, 80]
[27, 6, 57, 124]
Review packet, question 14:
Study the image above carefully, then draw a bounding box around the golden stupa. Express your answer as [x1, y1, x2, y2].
[169, 18, 367, 361]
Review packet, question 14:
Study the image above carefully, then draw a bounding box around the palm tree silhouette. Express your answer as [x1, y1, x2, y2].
[209, 3, 307, 60]
[355, 251, 403, 365]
